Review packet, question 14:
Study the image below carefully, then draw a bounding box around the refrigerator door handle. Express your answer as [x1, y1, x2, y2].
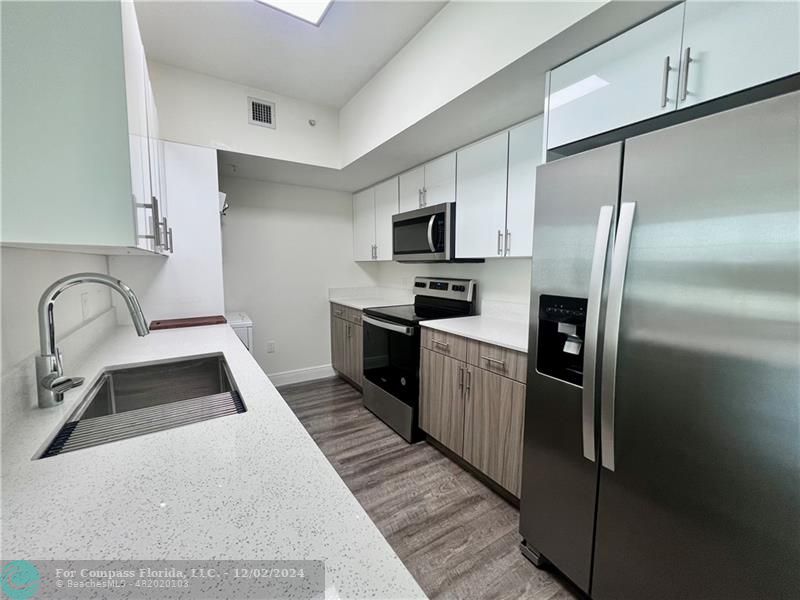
[582, 205, 615, 462]
[600, 201, 636, 471]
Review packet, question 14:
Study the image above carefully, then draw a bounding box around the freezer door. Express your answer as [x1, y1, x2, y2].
[520, 142, 621, 593]
[592, 90, 800, 599]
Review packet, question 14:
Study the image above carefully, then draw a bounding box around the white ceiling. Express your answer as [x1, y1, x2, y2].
[134, 0, 446, 108]
[218, 1, 672, 193]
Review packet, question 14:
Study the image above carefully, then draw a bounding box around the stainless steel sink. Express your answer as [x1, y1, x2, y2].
[39, 354, 245, 458]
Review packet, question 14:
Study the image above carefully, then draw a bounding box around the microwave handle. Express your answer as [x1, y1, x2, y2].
[427, 215, 437, 252]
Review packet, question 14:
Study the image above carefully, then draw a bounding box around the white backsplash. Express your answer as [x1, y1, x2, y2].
[1, 308, 118, 422]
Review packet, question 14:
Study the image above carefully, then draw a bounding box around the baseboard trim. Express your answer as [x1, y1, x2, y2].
[268, 364, 336, 387]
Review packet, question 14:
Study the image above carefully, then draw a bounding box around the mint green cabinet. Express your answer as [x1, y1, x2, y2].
[1, 1, 165, 254]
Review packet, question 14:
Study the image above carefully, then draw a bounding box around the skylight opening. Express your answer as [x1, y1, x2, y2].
[254, 0, 333, 26]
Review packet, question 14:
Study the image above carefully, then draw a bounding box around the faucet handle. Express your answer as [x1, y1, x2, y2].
[55, 347, 64, 375]
[41, 374, 84, 394]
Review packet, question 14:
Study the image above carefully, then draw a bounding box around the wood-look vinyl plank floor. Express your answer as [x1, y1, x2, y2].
[279, 377, 581, 600]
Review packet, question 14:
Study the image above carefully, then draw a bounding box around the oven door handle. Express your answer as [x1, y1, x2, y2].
[426, 215, 437, 253]
[363, 315, 415, 337]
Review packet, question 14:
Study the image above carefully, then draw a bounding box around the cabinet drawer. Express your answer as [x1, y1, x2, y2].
[422, 328, 467, 361]
[467, 340, 527, 384]
[330, 303, 362, 325]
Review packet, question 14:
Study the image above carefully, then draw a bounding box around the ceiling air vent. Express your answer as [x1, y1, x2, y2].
[248, 97, 275, 129]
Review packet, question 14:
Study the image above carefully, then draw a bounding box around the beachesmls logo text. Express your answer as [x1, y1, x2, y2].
[0, 561, 40, 600]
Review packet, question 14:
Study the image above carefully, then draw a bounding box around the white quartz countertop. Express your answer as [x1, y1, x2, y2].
[329, 297, 408, 311]
[1, 325, 425, 600]
[422, 316, 529, 353]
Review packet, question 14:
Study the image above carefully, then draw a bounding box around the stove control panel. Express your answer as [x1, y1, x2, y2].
[413, 277, 476, 303]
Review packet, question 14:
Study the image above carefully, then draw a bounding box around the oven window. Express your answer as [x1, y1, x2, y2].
[393, 214, 444, 255]
[363, 321, 420, 406]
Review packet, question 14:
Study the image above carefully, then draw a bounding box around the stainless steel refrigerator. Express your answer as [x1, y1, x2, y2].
[520, 89, 800, 599]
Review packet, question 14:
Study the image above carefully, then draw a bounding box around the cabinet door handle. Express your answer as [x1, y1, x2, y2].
[422, 187, 427, 207]
[465, 369, 472, 393]
[660, 55, 672, 108]
[505, 230, 511, 256]
[432, 339, 449, 349]
[458, 366, 464, 391]
[481, 355, 506, 368]
[679, 46, 692, 102]
[347, 324, 352, 338]
[334, 309, 343, 316]
[497, 229, 503, 256]
[418, 189, 423, 208]
[167, 227, 174, 254]
[151, 196, 162, 248]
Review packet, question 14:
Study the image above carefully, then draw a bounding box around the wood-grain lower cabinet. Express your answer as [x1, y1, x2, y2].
[420, 348, 465, 455]
[331, 316, 348, 374]
[420, 327, 528, 497]
[330, 308, 363, 388]
[463, 367, 526, 497]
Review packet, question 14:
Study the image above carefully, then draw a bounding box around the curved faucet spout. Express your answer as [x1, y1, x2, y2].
[38, 272, 149, 357]
[36, 273, 149, 408]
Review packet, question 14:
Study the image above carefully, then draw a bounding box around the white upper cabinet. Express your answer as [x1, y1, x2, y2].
[399, 167, 425, 213]
[547, 3, 685, 149]
[422, 153, 456, 208]
[456, 132, 509, 259]
[374, 178, 399, 261]
[506, 117, 544, 258]
[679, 0, 800, 108]
[353, 188, 376, 262]
[398, 153, 456, 213]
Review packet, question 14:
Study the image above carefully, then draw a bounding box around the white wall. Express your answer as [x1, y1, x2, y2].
[109, 141, 225, 323]
[1, 248, 112, 373]
[149, 62, 341, 169]
[374, 258, 532, 314]
[338, 1, 606, 165]
[219, 177, 378, 377]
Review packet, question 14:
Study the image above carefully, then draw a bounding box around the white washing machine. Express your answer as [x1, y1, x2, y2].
[226, 312, 253, 353]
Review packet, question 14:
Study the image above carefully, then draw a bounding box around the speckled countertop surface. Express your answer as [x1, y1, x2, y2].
[330, 297, 407, 311]
[1, 324, 426, 600]
[421, 316, 529, 353]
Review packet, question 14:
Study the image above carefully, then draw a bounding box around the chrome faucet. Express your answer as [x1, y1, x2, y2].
[36, 273, 149, 408]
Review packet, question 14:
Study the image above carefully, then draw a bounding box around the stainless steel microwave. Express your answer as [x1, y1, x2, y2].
[392, 203, 457, 262]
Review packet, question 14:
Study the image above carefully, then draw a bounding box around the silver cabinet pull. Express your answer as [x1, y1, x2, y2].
[582, 205, 614, 463]
[480, 355, 506, 368]
[347, 323, 352, 338]
[497, 229, 503, 256]
[660, 55, 672, 108]
[418, 189, 423, 208]
[334, 309, 343, 316]
[161, 217, 169, 252]
[151, 196, 162, 248]
[465, 369, 472, 393]
[167, 227, 174, 254]
[505, 230, 511, 256]
[600, 202, 636, 472]
[432, 339, 449, 349]
[422, 186, 427, 207]
[458, 366, 464, 392]
[679, 46, 692, 102]
[426, 215, 437, 252]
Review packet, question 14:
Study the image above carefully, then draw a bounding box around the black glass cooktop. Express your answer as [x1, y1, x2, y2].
[364, 297, 473, 327]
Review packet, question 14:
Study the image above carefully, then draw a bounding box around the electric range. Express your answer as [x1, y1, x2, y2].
[361, 276, 477, 442]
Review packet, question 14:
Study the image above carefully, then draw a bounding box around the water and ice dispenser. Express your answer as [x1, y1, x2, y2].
[536, 295, 587, 386]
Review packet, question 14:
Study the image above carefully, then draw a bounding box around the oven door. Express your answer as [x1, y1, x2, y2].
[362, 315, 420, 406]
[392, 203, 453, 262]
